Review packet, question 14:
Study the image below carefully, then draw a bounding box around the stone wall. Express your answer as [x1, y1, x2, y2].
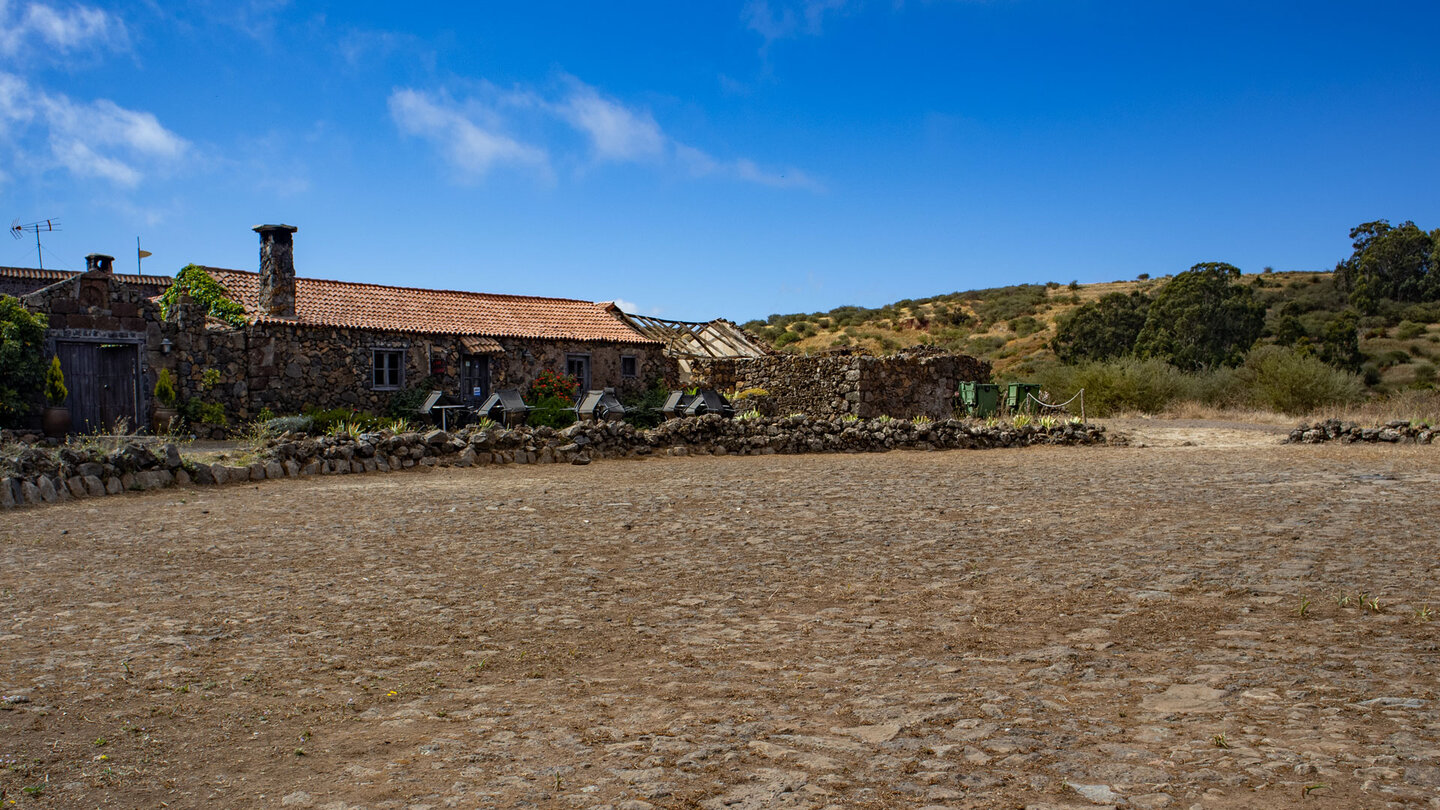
[19, 271, 679, 432]
[693, 349, 991, 419]
[1, 414, 1107, 509]
[20, 265, 175, 429]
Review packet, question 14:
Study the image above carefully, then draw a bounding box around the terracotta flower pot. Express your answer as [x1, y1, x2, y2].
[42, 406, 71, 438]
[153, 406, 179, 435]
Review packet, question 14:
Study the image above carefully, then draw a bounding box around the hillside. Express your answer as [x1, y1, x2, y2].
[742, 270, 1440, 394]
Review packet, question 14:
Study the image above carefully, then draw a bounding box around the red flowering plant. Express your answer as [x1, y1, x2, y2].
[526, 369, 579, 405]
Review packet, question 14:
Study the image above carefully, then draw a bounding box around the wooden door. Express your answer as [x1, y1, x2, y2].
[54, 342, 140, 433]
[98, 344, 139, 432]
[55, 342, 100, 432]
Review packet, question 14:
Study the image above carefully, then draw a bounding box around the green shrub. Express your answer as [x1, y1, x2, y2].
[159, 265, 247, 326]
[526, 369, 578, 403]
[1008, 316, 1042, 337]
[0, 295, 48, 427]
[1038, 357, 1188, 416]
[1396, 320, 1427, 340]
[774, 331, 802, 348]
[1243, 345, 1364, 414]
[528, 395, 576, 429]
[385, 376, 439, 417]
[265, 415, 314, 434]
[302, 406, 378, 432]
[182, 399, 227, 426]
[1414, 363, 1437, 388]
[154, 368, 178, 408]
[621, 378, 669, 429]
[44, 355, 67, 406]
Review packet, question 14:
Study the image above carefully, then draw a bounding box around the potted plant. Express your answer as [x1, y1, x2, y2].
[152, 367, 179, 434]
[42, 355, 71, 437]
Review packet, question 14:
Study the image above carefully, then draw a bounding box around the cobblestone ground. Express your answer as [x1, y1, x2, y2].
[2, 440, 1438, 809]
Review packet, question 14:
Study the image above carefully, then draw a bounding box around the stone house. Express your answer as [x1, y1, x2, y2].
[4, 225, 674, 432]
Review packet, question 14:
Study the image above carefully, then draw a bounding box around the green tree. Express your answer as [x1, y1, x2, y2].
[1334, 220, 1437, 302]
[1050, 291, 1151, 364]
[1318, 310, 1364, 373]
[0, 295, 49, 427]
[1133, 262, 1266, 370]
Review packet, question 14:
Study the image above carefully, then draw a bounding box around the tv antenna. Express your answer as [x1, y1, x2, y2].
[10, 218, 61, 271]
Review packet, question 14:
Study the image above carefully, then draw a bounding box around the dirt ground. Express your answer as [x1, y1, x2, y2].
[2, 426, 1438, 809]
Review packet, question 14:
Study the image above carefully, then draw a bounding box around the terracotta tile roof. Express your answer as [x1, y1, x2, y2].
[203, 268, 656, 344]
[0, 266, 173, 293]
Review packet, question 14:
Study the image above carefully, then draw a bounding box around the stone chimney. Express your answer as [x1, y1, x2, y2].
[85, 253, 114, 275]
[253, 224, 297, 317]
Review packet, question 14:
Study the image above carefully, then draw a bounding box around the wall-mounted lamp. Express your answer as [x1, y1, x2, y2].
[160, 338, 173, 355]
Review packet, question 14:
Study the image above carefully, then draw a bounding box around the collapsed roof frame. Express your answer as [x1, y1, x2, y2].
[614, 312, 769, 359]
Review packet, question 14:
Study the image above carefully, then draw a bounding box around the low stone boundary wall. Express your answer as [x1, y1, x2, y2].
[1286, 419, 1437, 445]
[2, 415, 1106, 509]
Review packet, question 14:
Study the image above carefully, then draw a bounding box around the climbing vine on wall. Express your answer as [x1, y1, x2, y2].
[159, 264, 247, 326]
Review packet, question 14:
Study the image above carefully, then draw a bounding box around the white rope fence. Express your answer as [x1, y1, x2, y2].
[1025, 389, 1085, 423]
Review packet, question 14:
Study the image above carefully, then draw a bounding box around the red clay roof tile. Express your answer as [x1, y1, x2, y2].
[203, 268, 655, 344]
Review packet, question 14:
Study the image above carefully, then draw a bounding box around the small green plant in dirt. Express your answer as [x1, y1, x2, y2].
[327, 421, 365, 439]
[1211, 733, 1232, 749]
[1295, 595, 1312, 618]
[472, 416, 496, 431]
[911, 415, 934, 427]
[1011, 413, 1032, 428]
[841, 413, 859, 422]
[383, 416, 419, 433]
[44, 355, 68, 406]
[875, 414, 893, 423]
[1038, 414, 1059, 429]
[737, 409, 762, 420]
[1414, 605, 1434, 622]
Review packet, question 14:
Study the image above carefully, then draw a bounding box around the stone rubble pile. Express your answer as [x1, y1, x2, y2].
[1286, 418, 1436, 444]
[2, 414, 1107, 508]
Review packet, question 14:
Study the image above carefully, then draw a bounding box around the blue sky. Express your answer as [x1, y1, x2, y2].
[2, 1, 1438, 322]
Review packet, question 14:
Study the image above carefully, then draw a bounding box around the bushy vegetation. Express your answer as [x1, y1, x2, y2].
[620, 377, 670, 429]
[0, 295, 48, 427]
[1039, 346, 1364, 416]
[159, 264, 247, 326]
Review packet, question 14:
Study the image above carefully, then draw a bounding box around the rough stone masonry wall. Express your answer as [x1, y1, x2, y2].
[693, 350, 991, 419]
[21, 269, 178, 427]
[0, 414, 1107, 509]
[176, 322, 677, 423]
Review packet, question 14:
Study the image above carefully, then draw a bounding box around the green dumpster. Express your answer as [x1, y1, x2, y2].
[958, 381, 1000, 418]
[1006, 382, 1042, 413]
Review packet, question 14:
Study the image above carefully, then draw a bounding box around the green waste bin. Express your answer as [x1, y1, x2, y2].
[1006, 382, 1042, 413]
[958, 381, 1000, 418]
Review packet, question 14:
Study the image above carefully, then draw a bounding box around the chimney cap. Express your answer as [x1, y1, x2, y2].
[252, 224, 298, 234]
[85, 253, 116, 261]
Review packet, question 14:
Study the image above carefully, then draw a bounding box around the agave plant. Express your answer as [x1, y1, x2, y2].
[737, 409, 762, 420]
[1011, 413, 1032, 428]
[1038, 414, 1059, 429]
[911, 415, 934, 427]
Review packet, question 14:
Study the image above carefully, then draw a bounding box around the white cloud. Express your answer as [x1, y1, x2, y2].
[554, 84, 666, 162]
[391, 77, 821, 192]
[0, 0, 129, 60]
[743, 0, 849, 44]
[388, 88, 549, 180]
[0, 71, 189, 186]
[612, 298, 639, 313]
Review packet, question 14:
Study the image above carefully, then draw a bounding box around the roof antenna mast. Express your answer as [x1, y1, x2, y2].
[10, 218, 61, 271]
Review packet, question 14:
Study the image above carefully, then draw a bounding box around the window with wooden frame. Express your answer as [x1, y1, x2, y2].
[621, 355, 638, 378]
[372, 348, 405, 390]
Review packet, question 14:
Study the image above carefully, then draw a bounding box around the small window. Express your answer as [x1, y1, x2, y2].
[621, 355, 638, 378]
[372, 349, 404, 390]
